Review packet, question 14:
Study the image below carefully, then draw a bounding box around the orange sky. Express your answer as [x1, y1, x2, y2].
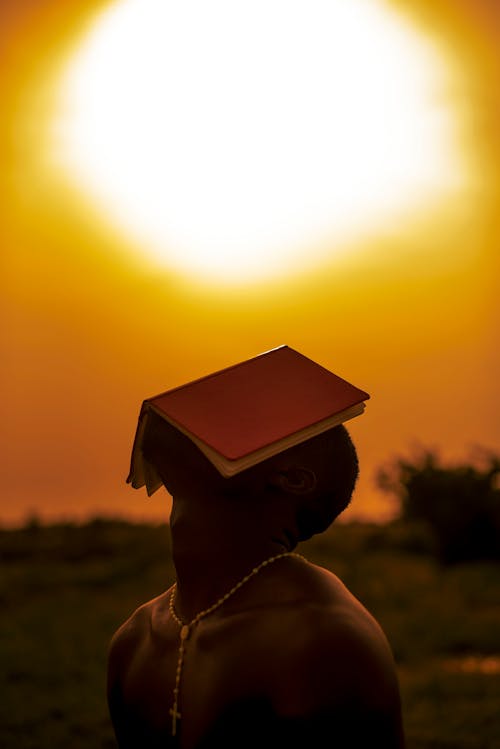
[1, 0, 499, 526]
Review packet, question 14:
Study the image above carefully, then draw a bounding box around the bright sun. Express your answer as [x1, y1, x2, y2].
[53, 0, 461, 282]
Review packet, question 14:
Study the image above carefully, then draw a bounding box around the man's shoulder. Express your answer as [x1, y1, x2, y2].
[275, 577, 392, 669]
[272, 559, 388, 645]
[257, 563, 400, 712]
[291, 596, 399, 698]
[301, 568, 393, 661]
[108, 589, 171, 667]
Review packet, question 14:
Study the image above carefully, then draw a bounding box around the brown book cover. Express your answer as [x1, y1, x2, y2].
[127, 345, 369, 492]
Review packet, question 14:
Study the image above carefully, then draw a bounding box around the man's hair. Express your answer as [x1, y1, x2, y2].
[142, 413, 359, 538]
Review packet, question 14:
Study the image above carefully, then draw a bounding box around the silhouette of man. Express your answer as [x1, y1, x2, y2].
[108, 414, 405, 748]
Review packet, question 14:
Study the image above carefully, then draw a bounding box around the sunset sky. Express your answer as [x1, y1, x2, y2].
[2, 0, 499, 526]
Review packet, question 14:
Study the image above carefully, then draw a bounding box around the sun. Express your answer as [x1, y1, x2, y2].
[52, 0, 462, 282]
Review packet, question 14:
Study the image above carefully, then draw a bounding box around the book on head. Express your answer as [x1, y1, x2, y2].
[127, 345, 370, 495]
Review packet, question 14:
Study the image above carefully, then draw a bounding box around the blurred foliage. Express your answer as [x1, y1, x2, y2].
[376, 448, 500, 564]
[0, 519, 499, 749]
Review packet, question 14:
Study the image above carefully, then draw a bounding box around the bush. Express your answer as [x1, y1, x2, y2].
[376, 449, 500, 563]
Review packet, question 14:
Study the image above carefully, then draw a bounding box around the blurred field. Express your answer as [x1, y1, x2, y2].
[1, 519, 499, 749]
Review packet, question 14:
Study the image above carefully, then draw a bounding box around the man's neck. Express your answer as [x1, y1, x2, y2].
[169, 493, 295, 621]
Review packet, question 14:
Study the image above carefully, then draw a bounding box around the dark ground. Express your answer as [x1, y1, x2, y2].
[1, 519, 499, 748]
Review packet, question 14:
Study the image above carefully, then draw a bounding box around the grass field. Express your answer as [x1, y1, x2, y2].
[1, 519, 499, 748]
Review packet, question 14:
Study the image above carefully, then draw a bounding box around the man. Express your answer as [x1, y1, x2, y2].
[107, 413, 405, 748]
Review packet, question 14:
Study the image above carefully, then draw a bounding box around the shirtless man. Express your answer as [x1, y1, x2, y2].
[107, 415, 405, 748]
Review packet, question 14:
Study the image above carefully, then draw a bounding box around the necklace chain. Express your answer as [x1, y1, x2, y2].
[167, 550, 304, 737]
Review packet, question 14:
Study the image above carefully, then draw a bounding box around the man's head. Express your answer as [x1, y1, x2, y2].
[269, 425, 359, 539]
[141, 412, 359, 540]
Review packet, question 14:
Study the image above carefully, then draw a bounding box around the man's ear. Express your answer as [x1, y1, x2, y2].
[270, 467, 317, 495]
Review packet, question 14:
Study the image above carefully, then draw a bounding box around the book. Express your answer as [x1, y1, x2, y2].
[127, 345, 369, 493]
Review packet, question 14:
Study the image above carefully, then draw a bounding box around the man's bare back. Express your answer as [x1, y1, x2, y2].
[108, 557, 404, 748]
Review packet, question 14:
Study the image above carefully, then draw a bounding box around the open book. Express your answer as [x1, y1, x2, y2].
[127, 345, 369, 493]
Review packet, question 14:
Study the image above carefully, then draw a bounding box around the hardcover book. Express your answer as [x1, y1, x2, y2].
[127, 345, 369, 494]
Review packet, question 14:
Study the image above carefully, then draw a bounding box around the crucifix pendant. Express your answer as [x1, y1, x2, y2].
[169, 706, 181, 736]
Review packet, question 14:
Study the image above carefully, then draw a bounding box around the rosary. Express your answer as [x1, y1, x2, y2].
[168, 551, 304, 736]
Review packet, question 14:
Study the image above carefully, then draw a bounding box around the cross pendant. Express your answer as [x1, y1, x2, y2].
[169, 706, 181, 736]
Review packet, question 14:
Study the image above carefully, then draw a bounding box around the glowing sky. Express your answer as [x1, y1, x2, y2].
[1, 0, 499, 526]
[53, 0, 463, 282]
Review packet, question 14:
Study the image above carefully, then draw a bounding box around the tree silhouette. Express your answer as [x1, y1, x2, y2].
[377, 449, 500, 563]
